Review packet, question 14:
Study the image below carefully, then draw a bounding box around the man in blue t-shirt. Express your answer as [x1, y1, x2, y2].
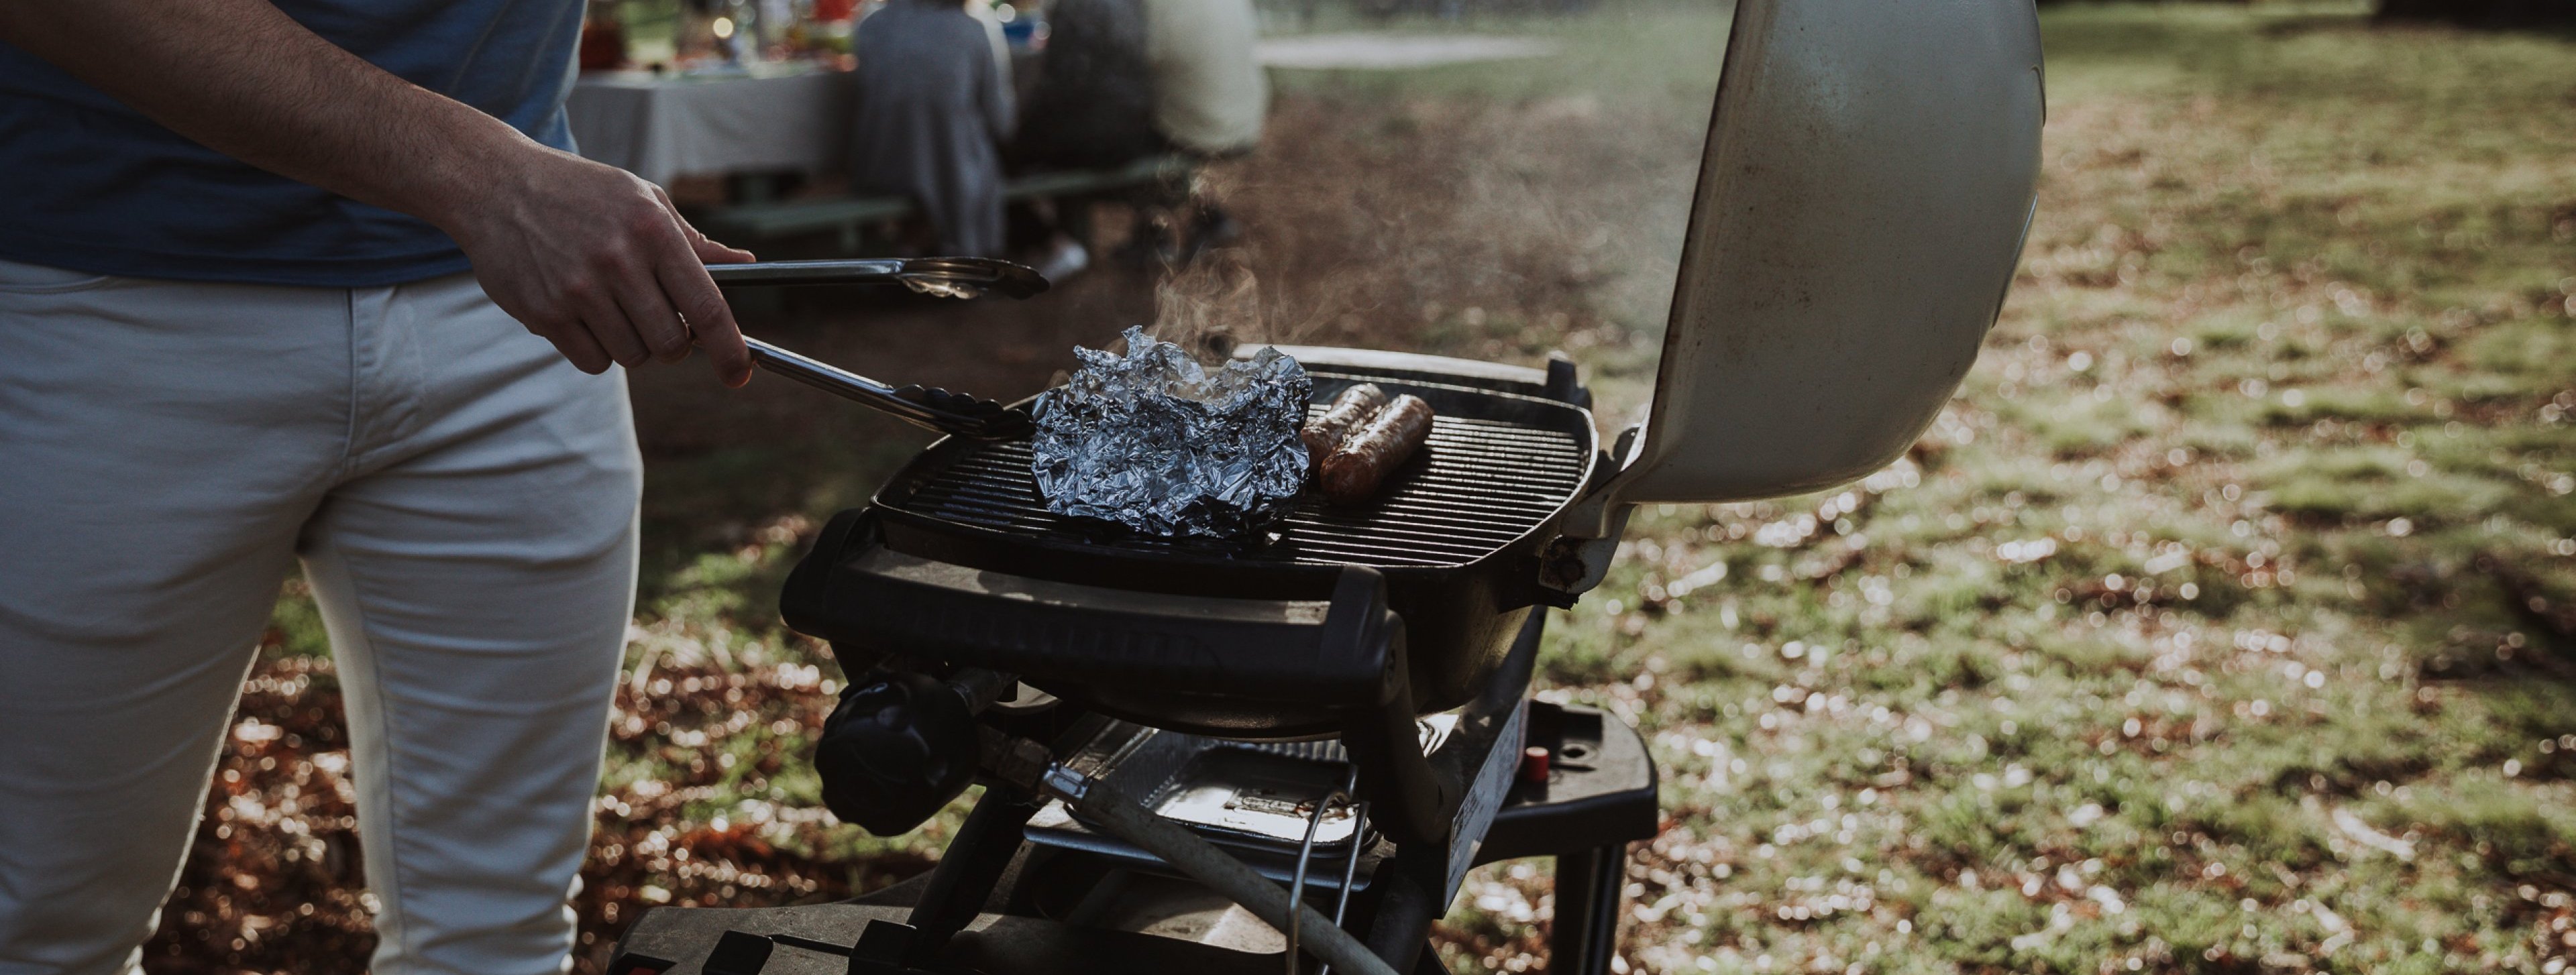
[0, 1, 761, 971]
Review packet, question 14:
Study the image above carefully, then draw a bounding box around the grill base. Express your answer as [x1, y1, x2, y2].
[601, 701, 1659, 975]
[785, 364, 1597, 736]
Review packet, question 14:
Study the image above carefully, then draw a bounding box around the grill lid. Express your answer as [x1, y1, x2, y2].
[1602, 0, 2045, 509]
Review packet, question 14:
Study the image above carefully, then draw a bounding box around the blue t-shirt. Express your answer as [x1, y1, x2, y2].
[0, 0, 583, 287]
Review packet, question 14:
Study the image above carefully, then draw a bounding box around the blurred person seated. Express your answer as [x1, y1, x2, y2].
[1010, 0, 1266, 269]
[849, 0, 1015, 256]
[1138, 0, 1267, 164]
[1011, 0, 1152, 170]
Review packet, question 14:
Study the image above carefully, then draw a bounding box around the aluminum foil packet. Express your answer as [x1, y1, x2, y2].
[1031, 327, 1311, 538]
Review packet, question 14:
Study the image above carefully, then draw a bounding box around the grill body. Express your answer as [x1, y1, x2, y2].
[782, 361, 1599, 736]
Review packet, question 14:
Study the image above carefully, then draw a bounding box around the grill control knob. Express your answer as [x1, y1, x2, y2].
[814, 671, 981, 836]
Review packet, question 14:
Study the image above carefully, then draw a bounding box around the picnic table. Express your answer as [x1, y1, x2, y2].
[697, 152, 1196, 251]
[566, 67, 857, 188]
[566, 64, 1193, 253]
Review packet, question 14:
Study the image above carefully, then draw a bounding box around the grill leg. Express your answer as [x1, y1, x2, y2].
[902, 784, 1044, 963]
[1362, 844, 1448, 974]
[1412, 939, 1448, 975]
[1549, 844, 1627, 975]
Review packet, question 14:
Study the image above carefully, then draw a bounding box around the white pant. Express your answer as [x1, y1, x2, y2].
[0, 261, 642, 975]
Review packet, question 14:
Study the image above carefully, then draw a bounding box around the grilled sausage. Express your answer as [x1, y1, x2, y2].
[1320, 394, 1434, 505]
[1300, 383, 1388, 465]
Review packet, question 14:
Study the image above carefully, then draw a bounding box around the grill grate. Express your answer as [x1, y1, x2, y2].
[892, 408, 1592, 569]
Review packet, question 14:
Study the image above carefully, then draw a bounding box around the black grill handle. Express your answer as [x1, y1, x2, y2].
[792, 545, 1393, 703]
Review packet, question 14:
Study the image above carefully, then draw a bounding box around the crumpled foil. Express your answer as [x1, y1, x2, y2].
[1031, 326, 1311, 538]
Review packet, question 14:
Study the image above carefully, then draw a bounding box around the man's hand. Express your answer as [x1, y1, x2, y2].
[453, 149, 757, 386]
[0, 0, 758, 386]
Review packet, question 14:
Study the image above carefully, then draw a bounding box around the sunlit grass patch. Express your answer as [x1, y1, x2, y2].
[2257, 446, 2517, 524]
[2004, 391, 2165, 459]
[1507, 4, 2576, 973]
[2464, 317, 2576, 380]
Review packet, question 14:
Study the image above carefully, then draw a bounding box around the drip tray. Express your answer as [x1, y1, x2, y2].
[1026, 719, 1457, 888]
[1148, 748, 1363, 848]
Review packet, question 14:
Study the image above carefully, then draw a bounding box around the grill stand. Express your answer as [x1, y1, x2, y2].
[1547, 846, 1629, 975]
[606, 610, 1656, 975]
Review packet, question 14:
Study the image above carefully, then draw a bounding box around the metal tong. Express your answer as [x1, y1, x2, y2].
[704, 257, 1050, 300]
[708, 257, 1049, 440]
[742, 336, 1034, 440]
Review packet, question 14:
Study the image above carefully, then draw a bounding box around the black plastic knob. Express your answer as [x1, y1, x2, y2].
[814, 671, 981, 836]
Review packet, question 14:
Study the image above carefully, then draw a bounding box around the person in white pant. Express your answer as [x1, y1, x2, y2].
[0, 0, 764, 972]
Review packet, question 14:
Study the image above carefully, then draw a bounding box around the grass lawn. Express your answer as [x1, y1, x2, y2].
[1483, 6, 2576, 973]
[160, 3, 2576, 973]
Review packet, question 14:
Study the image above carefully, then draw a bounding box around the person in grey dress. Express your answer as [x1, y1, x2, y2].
[849, 0, 1013, 256]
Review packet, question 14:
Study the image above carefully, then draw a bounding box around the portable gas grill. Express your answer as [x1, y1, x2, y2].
[609, 1, 2044, 972]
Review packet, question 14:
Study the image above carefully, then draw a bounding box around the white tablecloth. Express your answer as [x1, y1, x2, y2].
[566, 69, 856, 185]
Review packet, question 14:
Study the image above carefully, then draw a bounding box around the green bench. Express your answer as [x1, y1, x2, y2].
[698, 153, 1197, 253]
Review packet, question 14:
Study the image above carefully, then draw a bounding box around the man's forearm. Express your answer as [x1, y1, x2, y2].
[0, 0, 531, 233]
[3, 0, 761, 387]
